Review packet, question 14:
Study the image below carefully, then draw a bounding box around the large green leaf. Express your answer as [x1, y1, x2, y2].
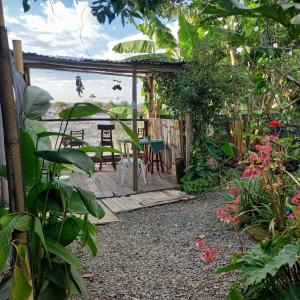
[37, 131, 89, 147]
[178, 14, 200, 58]
[138, 17, 177, 53]
[118, 120, 142, 151]
[0, 164, 7, 179]
[23, 86, 52, 120]
[20, 128, 41, 187]
[35, 148, 95, 176]
[0, 245, 9, 272]
[45, 262, 67, 289]
[67, 192, 89, 214]
[85, 230, 97, 256]
[80, 145, 123, 156]
[279, 284, 300, 300]
[46, 216, 81, 246]
[243, 243, 299, 287]
[70, 266, 89, 299]
[59, 103, 102, 120]
[34, 217, 47, 251]
[14, 214, 33, 231]
[26, 182, 59, 211]
[45, 238, 81, 269]
[220, 141, 235, 157]
[38, 281, 66, 300]
[201, 0, 300, 38]
[25, 119, 52, 151]
[10, 265, 32, 300]
[113, 39, 156, 53]
[0, 214, 32, 251]
[75, 187, 105, 219]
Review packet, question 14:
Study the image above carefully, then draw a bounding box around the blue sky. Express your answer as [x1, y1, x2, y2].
[3, 0, 148, 103]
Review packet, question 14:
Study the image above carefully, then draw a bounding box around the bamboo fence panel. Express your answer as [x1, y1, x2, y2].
[148, 118, 183, 176]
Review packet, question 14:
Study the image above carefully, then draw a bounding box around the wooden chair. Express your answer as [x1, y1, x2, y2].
[70, 129, 84, 148]
[97, 124, 116, 171]
[62, 129, 84, 148]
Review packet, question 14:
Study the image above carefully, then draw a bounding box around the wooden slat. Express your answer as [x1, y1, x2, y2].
[88, 201, 119, 224]
[93, 173, 114, 198]
[86, 177, 105, 198]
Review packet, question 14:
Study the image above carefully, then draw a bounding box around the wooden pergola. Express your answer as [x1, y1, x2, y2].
[21, 50, 185, 191]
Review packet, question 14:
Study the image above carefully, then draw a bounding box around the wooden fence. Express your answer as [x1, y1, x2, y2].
[147, 118, 184, 176]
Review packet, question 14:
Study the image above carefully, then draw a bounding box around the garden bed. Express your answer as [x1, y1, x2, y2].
[72, 191, 253, 300]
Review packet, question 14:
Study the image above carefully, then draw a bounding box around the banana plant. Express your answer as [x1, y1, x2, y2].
[0, 87, 140, 299]
[198, 0, 300, 39]
[113, 14, 203, 60]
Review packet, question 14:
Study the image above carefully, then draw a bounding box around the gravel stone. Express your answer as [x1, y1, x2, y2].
[72, 192, 253, 300]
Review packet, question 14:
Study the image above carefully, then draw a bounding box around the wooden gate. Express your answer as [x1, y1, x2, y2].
[147, 118, 183, 176]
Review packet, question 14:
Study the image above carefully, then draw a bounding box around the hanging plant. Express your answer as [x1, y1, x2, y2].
[112, 80, 122, 91]
[75, 76, 85, 97]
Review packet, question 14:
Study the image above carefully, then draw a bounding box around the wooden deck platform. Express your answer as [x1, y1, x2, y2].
[69, 167, 194, 225]
[70, 166, 178, 199]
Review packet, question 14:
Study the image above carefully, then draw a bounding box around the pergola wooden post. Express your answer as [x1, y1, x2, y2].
[0, 0, 29, 278]
[132, 67, 138, 191]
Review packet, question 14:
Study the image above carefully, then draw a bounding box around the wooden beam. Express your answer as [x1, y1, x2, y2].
[132, 68, 138, 191]
[24, 65, 31, 85]
[12, 40, 24, 73]
[185, 114, 193, 167]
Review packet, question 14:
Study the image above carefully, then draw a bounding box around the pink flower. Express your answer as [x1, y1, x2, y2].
[289, 206, 300, 219]
[242, 165, 263, 177]
[290, 191, 300, 205]
[196, 238, 219, 263]
[249, 152, 260, 164]
[291, 197, 299, 205]
[228, 187, 239, 195]
[216, 208, 233, 224]
[265, 135, 279, 142]
[200, 247, 219, 263]
[195, 239, 207, 250]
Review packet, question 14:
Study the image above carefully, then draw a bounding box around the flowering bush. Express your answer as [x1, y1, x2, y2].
[196, 133, 300, 299]
[215, 191, 240, 225]
[287, 191, 300, 219]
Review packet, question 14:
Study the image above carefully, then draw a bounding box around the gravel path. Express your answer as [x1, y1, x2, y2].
[73, 191, 253, 300]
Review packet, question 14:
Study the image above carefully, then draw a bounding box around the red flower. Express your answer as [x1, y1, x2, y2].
[228, 187, 240, 195]
[269, 120, 281, 128]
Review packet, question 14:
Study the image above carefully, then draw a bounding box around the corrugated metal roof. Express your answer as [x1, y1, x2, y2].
[21, 52, 185, 76]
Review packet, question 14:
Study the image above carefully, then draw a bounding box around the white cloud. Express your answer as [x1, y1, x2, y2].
[4, 1, 144, 102]
[5, 0, 114, 57]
